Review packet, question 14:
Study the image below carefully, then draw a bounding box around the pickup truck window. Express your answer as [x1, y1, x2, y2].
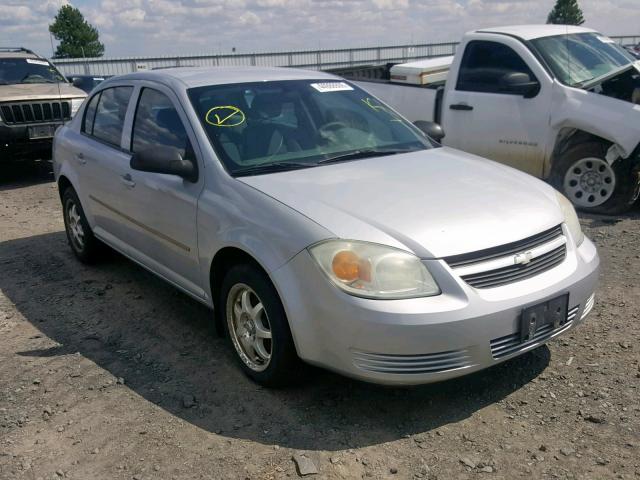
[131, 88, 192, 160]
[90, 87, 133, 148]
[457, 41, 537, 94]
[530, 33, 635, 87]
[188, 80, 431, 176]
[0, 58, 66, 85]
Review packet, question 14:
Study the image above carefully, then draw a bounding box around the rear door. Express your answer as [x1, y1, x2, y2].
[78, 85, 134, 250]
[442, 36, 553, 177]
[118, 83, 205, 298]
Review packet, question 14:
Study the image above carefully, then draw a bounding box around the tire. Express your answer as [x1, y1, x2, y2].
[220, 263, 303, 387]
[550, 142, 640, 215]
[62, 187, 103, 263]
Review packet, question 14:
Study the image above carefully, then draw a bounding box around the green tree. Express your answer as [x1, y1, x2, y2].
[49, 5, 104, 58]
[547, 0, 585, 25]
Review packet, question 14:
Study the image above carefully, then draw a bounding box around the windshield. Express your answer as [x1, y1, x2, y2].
[0, 58, 67, 85]
[188, 79, 432, 176]
[531, 33, 636, 87]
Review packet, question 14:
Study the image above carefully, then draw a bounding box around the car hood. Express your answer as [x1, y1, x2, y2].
[0, 82, 86, 102]
[239, 147, 564, 258]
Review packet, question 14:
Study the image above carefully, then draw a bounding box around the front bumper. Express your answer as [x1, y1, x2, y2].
[0, 122, 62, 161]
[272, 233, 599, 385]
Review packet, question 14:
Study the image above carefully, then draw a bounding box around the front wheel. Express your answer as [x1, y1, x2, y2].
[220, 263, 303, 387]
[551, 142, 640, 214]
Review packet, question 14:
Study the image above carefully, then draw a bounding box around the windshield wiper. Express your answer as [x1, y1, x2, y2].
[233, 161, 315, 177]
[317, 148, 415, 165]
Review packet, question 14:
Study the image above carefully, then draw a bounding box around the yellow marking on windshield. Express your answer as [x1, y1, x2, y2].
[361, 97, 386, 112]
[205, 105, 246, 127]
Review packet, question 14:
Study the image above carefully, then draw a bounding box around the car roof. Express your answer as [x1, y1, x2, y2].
[474, 24, 597, 41]
[108, 66, 339, 89]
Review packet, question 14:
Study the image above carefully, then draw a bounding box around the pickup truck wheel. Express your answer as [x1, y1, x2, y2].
[62, 188, 102, 263]
[552, 142, 640, 215]
[221, 263, 303, 387]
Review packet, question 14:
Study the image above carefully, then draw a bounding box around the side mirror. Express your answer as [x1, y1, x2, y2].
[72, 77, 83, 88]
[413, 120, 445, 143]
[499, 72, 540, 98]
[130, 146, 198, 182]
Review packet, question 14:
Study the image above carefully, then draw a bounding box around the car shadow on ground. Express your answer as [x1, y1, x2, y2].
[0, 161, 53, 191]
[1, 231, 550, 451]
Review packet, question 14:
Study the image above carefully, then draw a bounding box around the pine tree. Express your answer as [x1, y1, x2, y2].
[547, 0, 585, 25]
[49, 5, 105, 58]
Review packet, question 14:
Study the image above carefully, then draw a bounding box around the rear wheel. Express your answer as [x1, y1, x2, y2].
[220, 263, 303, 387]
[62, 188, 103, 263]
[551, 142, 640, 214]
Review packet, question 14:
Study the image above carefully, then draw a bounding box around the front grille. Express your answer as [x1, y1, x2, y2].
[1, 100, 71, 125]
[461, 245, 566, 289]
[445, 225, 566, 289]
[352, 348, 473, 374]
[490, 305, 579, 359]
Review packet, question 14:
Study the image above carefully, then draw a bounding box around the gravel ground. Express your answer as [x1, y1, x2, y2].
[1, 163, 639, 480]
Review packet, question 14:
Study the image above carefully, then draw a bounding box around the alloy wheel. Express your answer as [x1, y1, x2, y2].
[66, 201, 85, 251]
[226, 283, 272, 372]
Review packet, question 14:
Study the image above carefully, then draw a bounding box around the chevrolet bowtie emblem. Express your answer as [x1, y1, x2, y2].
[514, 251, 533, 265]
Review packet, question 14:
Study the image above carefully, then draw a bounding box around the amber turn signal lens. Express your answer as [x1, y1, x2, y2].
[332, 250, 360, 282]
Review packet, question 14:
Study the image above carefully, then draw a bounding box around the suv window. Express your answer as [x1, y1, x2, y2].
[457, 41, 536, 94]
[131, 88, 191, 159]
[90, 87, 133, 147]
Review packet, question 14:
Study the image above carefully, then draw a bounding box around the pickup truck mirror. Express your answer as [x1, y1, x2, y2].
[413, 120, 445, 143]
[130, 146, 198, 182]
[499, 72, 540, 98]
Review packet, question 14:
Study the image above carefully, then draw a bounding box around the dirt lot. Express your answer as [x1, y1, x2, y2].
[1, 163, 639, 480]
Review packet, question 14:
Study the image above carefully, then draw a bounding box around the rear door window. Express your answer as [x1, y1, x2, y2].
[91, 86, 133, 147]
[457, 40, 537, 94]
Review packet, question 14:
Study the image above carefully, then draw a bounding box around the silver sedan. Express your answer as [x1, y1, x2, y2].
[53, 67, 599, 386]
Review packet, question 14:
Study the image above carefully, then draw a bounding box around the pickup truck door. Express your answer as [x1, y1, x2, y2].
[441, 35, 553, 177]
[117, 83, 206, 299]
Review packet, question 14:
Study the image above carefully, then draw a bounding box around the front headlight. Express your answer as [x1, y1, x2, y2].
[70, 98, 84, 117]
[556, 192, 584, 246]
[308, 240, 440, 299]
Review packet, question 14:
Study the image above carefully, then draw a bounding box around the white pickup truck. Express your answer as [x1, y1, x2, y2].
[353, 25, 640, 214]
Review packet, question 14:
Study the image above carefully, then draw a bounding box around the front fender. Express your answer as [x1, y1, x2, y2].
[196, 180, 333, 300]
[548, 84, 640, 164]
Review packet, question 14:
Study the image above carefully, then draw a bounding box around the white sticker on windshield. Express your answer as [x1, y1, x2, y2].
[310, 82, 353, 93]
[596, 35, 615, 44]
[25, 58, 50, 66]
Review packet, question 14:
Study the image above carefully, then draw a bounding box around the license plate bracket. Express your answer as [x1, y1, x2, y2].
[28, 125, 56, 140]
[520, 294, 568, 343]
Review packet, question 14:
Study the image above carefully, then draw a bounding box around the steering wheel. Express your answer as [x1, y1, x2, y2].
[319, 121, 349, 135]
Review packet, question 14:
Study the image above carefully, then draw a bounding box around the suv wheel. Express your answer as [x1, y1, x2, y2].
[62, 188, 102, 263]
[220, 263, 302, 387]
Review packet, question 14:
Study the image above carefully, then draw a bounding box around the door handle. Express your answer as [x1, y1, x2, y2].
[449, 103, 474, 111]
[75, 152, 86, 164]
[120, 173, 136, 188]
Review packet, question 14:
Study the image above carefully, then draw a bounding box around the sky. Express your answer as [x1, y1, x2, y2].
[0, 0, 638, 58]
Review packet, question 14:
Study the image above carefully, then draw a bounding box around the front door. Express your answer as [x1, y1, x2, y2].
[118, 84, 205, 298]
[442, 36, 553, 177]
